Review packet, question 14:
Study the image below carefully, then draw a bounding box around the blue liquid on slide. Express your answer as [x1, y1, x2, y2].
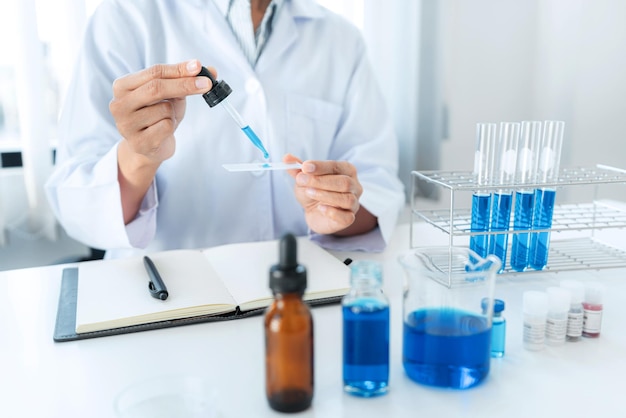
[510, 190, 535, 271]
[343, 301, 389, 397]
[470, 193, 492, 258]
[403, 308, 491, 389]
[241, 125, 270, 159]
[488, 192, 512, 271]
[529, 188, 556, 270]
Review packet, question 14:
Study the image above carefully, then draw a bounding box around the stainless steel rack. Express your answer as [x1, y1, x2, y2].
[410, 164, 626, 274]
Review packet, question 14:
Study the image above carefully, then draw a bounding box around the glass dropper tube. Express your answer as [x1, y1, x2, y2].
[198, 67, 270, 159]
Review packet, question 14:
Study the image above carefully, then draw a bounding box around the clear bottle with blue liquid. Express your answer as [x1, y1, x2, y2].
[482, 298, 506, 357]
[342, 260, 389, 397]
[470, 123, 497, 259]
[529, 121, 564, 270]
[510, 121, 542, 271]
[488, 122, 520, 271]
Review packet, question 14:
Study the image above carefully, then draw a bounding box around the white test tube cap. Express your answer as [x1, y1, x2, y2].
[559, 279, 584, 304]
[546, 286, 571, 314]
[584, 282, 606, 305]
[523, 290, 548, 315]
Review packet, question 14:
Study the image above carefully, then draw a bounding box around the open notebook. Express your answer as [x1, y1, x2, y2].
[54, 237, 350, 340]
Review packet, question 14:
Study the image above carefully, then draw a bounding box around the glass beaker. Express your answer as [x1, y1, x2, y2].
[398, 247, 500, 389]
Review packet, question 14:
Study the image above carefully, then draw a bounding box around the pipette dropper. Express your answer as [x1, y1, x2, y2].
[197, 67, 270, 159]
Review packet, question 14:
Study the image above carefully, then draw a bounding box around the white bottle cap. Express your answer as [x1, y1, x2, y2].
[546, 286, 571, 314]
[559, 279, 584, 304]
[584, 282, 606, 305]
[523, 291, 548, 315]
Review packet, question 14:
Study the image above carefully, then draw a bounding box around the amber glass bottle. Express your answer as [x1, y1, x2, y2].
[265, 234, 314, 413]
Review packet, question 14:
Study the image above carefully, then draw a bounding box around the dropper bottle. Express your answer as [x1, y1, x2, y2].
[265, 233, 313, 413]
[197, 67, 270, 159]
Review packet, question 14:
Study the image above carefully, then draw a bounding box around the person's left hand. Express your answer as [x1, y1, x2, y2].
[283, 154, 364, 235]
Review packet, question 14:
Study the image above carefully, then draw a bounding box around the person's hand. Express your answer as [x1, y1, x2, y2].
[283, 154, 377, 236]
[110, 59, 214, 165]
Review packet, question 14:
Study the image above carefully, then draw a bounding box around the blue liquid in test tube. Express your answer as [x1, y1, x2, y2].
[529, 188, 557, 270]
[510, 121, 542, 272]
[510, 190, 535, 271]
[529, 121, 564, 270]
[488, 122, 520, 271]
[470, 123, 497, 259]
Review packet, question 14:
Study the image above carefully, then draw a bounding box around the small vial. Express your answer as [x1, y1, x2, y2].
[545, 287, 571, 346]
[523, 291, 548, 351]
[482, 298, 506, 358]
[265, 234, 313, 413]
[559, 279, 584, 342]
[342, 260, 389, 397]
[582, 282, 605, 338]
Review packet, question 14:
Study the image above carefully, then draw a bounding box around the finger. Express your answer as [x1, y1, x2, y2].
[115, 100, 177, 134]
[304, 188, 360, 213]
[301, 160, 356, 177]
[283, 153, 303, 178]
[114, 60, 204, 92]
[296, 171, 360, 195]
[316, 204, 357, 229]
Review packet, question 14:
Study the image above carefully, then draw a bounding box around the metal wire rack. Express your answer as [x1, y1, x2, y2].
[410, 164, 626, 274]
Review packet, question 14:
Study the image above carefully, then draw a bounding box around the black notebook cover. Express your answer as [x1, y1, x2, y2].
[53, 267, 341, 342]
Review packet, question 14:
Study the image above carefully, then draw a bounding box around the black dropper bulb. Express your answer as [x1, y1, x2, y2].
[197, 66, 232, 107]
[270, 233, 307, 294]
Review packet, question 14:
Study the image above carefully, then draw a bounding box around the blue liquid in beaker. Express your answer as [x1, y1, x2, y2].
[510, 190, 535, 271]
[469, 193, 492, 259]
[529, 188, 556, 270]
[343, 302, 389, 397]
[488, 192, 512, 271]
[403, 308, 491, 389]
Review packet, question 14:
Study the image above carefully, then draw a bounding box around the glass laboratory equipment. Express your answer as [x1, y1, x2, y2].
[529, 120, 564, 270]
[488, 122, 520, 271]
[510, 121, 542, 271]
[342, 260, 389, 397]
[469, 123, 497, 259]
[399, 247, 500, 389]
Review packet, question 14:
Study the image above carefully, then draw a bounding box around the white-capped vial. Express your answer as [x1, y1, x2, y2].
[559, 279, 584, 342]
[523, 291, 548, 351]
[545, 287, 571, 346]
[583, 282, 605, 338]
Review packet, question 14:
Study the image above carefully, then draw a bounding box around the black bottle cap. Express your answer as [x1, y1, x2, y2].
[269, 233, 307, 294]
[197, 66, 232, 107]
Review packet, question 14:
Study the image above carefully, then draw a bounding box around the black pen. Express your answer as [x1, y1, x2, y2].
[143, 256, 169, 300]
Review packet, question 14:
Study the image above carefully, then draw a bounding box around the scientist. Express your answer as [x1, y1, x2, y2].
[45, 0, 405, 258]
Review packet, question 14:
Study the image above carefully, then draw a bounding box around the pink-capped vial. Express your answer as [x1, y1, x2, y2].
[582, 282, 605, 338]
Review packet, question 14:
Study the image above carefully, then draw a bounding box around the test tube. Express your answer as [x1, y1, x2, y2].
[510, 121, 542, 271]
[529, 120, 564, 270]
[488, 122, 520, 272]
[469, 123, 497, 259]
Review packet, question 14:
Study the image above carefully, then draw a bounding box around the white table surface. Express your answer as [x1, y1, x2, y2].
[2, 223, 625, 417]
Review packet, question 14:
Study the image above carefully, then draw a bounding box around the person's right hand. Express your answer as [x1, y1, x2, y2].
[110, 59, 214, 164]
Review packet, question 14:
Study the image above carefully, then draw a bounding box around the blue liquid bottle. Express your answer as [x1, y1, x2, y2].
[510, 121, 542, 271]
[470, 123, 497, 259]
[482, 298, 506, 357]
[342, 260, 389, 397]
[529, 121, 564, 270]
[488, 122, 520, 272]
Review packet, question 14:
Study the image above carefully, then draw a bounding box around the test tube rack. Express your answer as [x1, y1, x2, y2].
[410, 164, 626, 274]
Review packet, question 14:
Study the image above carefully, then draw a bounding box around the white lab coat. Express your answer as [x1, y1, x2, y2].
[45, 0, 405, 258]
